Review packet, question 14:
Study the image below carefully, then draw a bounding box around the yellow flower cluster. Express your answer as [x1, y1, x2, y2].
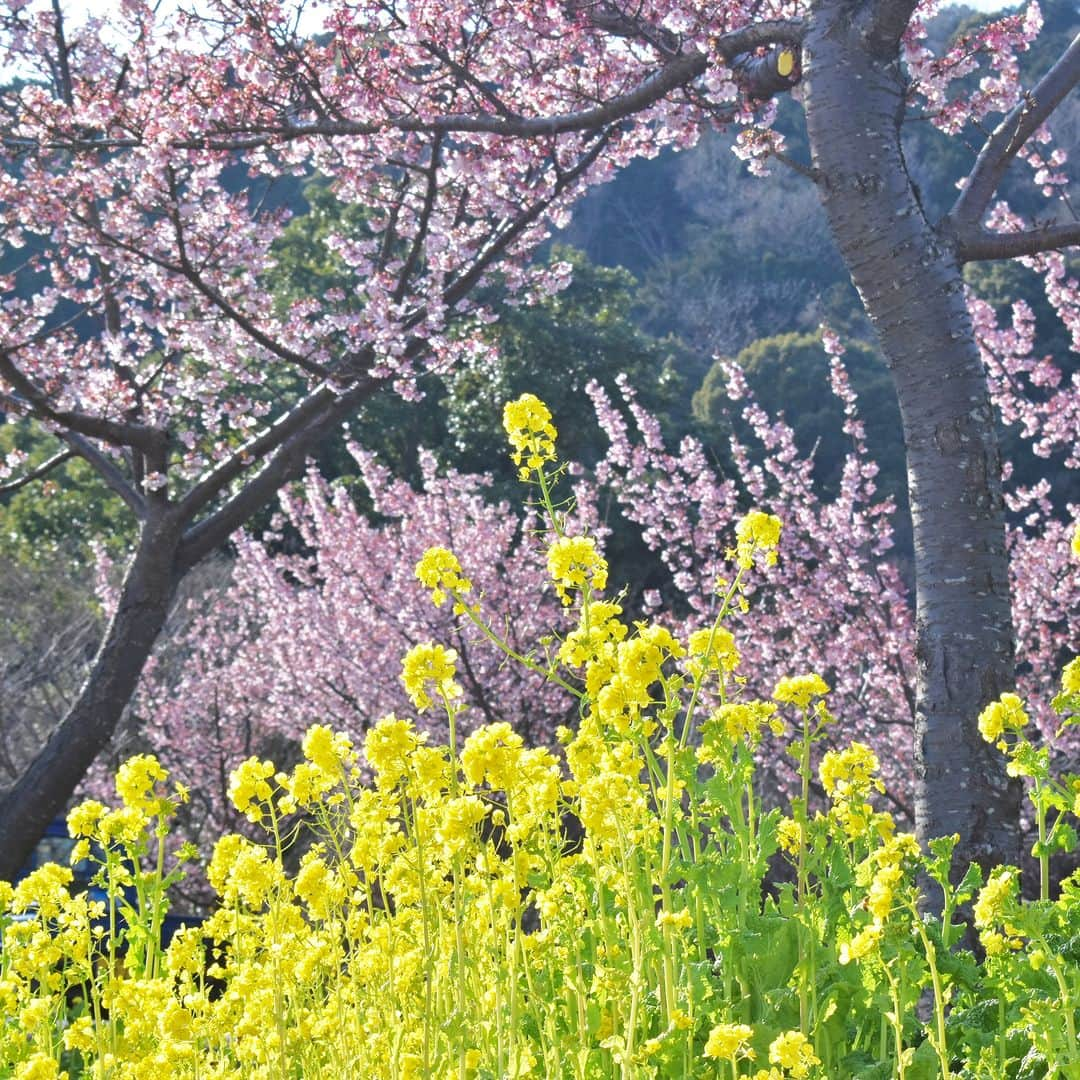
[766, 1030, 821, 1078]
[973, 868, 1024, 954]
[414, 545, 472, 609]
[704, 1021, 755, 1061]
[503, 392, 557, 479]
[1073, 520, 1080, 558]
[977, 692, 1029, 743]
[699, 701, 783, 763]
[227, 757, 276, 821]
[68, 755, 187, 847]
[732, 509, 783, 569]
[400, 641, 461, 711]
[685, 625, 741, 681]
[115, 753, 169, 813]
[593, 622, 684, 734]
[820, 742, 886, 841]
[773, 673, 830, 710]
[557, 600, 627, 668]
[839, 832, 922, 964]
[547, 534, 608, 605]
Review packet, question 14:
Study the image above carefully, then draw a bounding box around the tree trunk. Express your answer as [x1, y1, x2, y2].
[0, 511, 180, 881]
[803, 7, 1020, 870]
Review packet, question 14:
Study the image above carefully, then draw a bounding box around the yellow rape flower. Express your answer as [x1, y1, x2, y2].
[776, 817, 802, 855]
[277, 761, 335, 814]
[547, 535, 607, 605]
[432, 794, 487, 860]
[208, 834, 281, 908]
[227, 757, 276, 821]
[415, 545, 472, 609]
[710, 701, 782, 747]
[875, 832, 921, 867]
[819, 742, 883, 800]
[115, 753, 168, 813]
[977, 692, 1028, 743]
[401, 642, 461, 711]
[704, 1022, 755, 1061]
[461, 722, 523, 789]
[302, 724, 356, 779]
[503, 393, 557, 479]
[657, 908, 693, 931]
[974, 868, 1017, 928]
[557, 601, 626, 668]
[773, 673, 830, 710]
[768, 1030, 820, 1078]
[12, 863, 73, 919]
[839, 924, 883, 964]
[95, 806, 146, 846]
[67, 799, 107, 840]
[62, 1016, 95, 1053]
[867, 865, 903, 921]
[295, 850, 347, 920]
[1072, 520, 1080, 558]
[14, 1055, 67, 1080]
[733, 509, 782, 569]
[364, 714, 420, 789]
[685, 626, 740, 679]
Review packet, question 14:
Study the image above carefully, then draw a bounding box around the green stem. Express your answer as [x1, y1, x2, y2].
[796, 708, 812, 1036]
[460, 600, 584, 699]
[1036, 778, 1050, 902]
[679, 567, 746, 750]
[913, 919, 951, 1080]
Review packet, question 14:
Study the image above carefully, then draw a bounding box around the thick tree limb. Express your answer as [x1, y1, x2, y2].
[4, 20, 805, 155]
[0, 449, 73, 496]
[0, 348, 167, 453]
[175, 381, 343, 525]
[861, 0, 922, 58]
[730, 45, 801, 99]
[59, 431, 146, 518]
[177, 376, 380, 569]
[955, 221, 1080, 262]
[948, 33, 1080, 230]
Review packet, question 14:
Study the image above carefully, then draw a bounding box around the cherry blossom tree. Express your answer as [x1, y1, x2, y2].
[0, 0, 1078, 877]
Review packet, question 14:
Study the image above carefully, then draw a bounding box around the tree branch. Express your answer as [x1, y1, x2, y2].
[439, 131, 613, 312]
[393, 132, 442, 305]
[954, 220, 1080, 262]
[175, 380, 347, 524]
[162, 170, 333, 381]
[176, 377, 380, 570]
[0, 449, 73, 496]
[5, 20, 805, 154]
[861, 0, 922, 59]
[0, 348, 168, 453]
[948, 32, 1080, 230]
[59, 431, 146, 518]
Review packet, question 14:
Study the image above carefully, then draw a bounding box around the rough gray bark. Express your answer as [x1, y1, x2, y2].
[0, 378, 380, 882]
[802, 6, 1021, 869]
[0, 512, 180, 878]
